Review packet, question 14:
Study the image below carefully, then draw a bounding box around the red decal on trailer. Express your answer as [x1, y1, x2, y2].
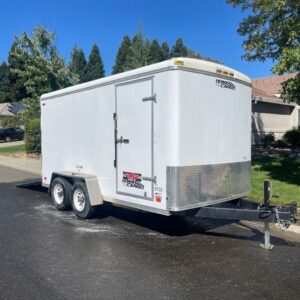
[122, 172, 144, 189]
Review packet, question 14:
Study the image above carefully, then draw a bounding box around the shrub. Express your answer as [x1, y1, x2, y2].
[272, 139, 288, 148]
[1, 116, 19, 128]
[24, 118, 41, 154]
[283, 128, 300, 147]
[261, 132, 275, 147]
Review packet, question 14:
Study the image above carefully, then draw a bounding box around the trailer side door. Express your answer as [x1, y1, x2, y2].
[115, 78, 154, 200]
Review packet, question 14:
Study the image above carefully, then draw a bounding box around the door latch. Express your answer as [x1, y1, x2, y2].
[142, 94, 157, 103]
[142, 176, 156, 184]
[117, 136, 130, 144]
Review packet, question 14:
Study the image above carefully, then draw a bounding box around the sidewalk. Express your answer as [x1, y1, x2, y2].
[0, 154, 41, 175]
[0, 140, 24, 149]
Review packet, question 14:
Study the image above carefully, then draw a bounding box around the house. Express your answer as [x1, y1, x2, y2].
[251, 74, 300, 144]
[0, 102, 26, 127]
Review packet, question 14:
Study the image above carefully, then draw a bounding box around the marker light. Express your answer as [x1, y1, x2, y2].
[174, 60, 184, 66]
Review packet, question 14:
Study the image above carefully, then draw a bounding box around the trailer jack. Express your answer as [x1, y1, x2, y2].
[195, 181, 297, 250]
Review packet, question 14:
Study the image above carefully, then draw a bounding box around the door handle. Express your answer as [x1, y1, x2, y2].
[142, 176, 156, 184]
[117, 136, 130, 144]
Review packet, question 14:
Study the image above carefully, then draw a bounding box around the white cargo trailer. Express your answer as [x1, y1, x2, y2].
[41, 57, 252, 219]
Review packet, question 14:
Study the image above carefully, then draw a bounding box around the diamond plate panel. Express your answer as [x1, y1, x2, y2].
[166, 161, 251, 211]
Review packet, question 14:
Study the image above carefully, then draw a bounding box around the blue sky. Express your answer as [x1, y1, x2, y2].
[0, 0, 273, 78]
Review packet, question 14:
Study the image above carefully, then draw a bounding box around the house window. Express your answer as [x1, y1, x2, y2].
[298, 110, 300, 127]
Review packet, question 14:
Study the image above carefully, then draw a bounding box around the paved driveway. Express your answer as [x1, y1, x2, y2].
[0, 166, 299, 300]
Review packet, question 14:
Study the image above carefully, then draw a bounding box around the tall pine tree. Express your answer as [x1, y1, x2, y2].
[187, 49, 202, 59]
[147, 39, 163, 64]
[170, 38, 188, 58]
[124, 30, 150, 71]
[85, 44, 105, 81]
[69, 45, 87, 83]
[112, 35, 131, 75]
[111, 32, 221, 74]
[0, 62, 10, 103]
[8, 42, 28, 102]
[160, 42, 170, 61]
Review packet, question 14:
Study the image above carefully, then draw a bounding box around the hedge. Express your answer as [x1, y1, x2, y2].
[25, 118, 41, 154]
[283, 128, 300, 147]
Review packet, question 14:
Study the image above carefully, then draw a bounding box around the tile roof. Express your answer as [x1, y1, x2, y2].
[252, 73, 296, 98]
[252, 86, 279, 100]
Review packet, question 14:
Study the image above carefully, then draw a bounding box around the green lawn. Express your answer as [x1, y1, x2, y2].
[0, 144, 25, 154]
[250, 154, 300, 205]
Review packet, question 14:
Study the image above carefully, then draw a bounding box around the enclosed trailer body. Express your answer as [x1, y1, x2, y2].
[41, 58, 252, 216]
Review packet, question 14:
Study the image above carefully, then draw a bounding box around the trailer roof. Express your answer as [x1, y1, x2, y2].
[41, 58, 251, 100]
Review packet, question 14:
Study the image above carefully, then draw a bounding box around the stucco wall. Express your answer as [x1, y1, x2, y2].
[252, 101, 299, 144]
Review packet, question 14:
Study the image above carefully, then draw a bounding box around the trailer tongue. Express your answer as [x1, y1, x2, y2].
[195, 196, 297, 250]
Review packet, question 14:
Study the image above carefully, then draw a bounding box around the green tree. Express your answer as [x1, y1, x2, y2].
[0, 62, 10, 103]
[160, 42, 170, 61]
[112, 35, 131, 75]
[8, 42, 28, 102]
[112, 31, 222, 73]
[186, 48, 223, 64]
[148, 39, 163, 64]
[170, 38, 188, 58]
[124, 30, 150, 70]
[70, 45, 87, 83]
[10, 26, 78, 153]
[187, 49, 202, 59]
[85, 44, 105, 81]
[227, 0, 300, 103]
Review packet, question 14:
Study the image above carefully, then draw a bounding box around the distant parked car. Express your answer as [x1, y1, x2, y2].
[0, 127, 24, 142]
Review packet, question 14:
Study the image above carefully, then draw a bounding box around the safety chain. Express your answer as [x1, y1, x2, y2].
[274, 207, 289, 231]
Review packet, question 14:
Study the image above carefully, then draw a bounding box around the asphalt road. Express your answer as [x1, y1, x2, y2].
[0, 166, 299, 300]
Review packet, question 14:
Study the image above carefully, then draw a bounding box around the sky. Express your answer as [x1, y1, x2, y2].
[0, 0, 274, 78]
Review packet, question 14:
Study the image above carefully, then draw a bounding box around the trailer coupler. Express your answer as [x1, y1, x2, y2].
[195, 198, 297, 250]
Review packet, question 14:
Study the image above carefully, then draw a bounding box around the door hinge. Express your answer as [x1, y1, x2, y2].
[114, 159, 116, 168]
[142, 94, 157, 103]
[113, 113, 117, 120]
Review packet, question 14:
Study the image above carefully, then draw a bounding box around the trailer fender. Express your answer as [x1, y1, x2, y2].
[50, 172, 103, 206]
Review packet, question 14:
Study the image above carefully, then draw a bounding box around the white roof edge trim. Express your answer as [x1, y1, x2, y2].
[41, 57, 251, 100]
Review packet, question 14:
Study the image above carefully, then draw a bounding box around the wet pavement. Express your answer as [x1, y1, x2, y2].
[0, 166, 299, 300]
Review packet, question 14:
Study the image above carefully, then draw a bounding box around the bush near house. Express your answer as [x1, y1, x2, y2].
[283, 128, 300, 147]
[24, 118, 41, 154]
[261, 132, 275, 147]
[1, 116, 19, 128]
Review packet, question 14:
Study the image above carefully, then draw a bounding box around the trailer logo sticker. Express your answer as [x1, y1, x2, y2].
[122, 171, 144, 189]
[216, 79, 236, 90]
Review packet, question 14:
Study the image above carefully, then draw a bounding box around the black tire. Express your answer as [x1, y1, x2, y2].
[51, 177, 72, 211]
[5, 136, 11, 142]
[71, 181, 95, 219]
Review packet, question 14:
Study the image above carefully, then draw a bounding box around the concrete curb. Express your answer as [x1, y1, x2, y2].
[285, 224, 300, 234]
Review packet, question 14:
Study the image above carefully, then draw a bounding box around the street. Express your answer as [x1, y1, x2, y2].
[0, 165, 299, 300]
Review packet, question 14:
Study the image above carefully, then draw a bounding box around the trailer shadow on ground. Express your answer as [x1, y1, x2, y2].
[17, 181, 296, 248]
[93, 204, 295, 247]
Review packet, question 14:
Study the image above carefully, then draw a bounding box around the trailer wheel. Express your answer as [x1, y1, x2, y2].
[51, 177, 72, 211]
[71, 181, 95, 219]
